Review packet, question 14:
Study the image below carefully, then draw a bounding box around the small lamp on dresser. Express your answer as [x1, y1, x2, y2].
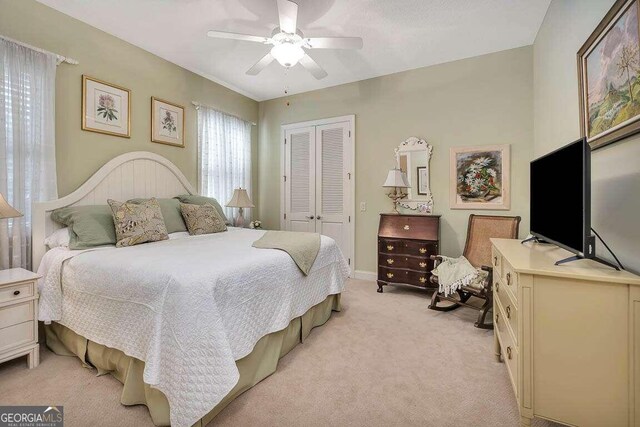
[382, 168, 410, 214]
[226, 188, 255, 228]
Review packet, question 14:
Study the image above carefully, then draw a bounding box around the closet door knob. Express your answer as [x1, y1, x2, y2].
[307, 215, 315, 219]
[316, 216, 321, 220]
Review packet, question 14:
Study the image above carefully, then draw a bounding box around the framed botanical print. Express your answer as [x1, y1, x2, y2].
[151, 97, 185, 147]
[416, 166, 429, 195]
[578, 0, 640, 149]
[450, 144, 510, 210]
[82, 75, 130, 138]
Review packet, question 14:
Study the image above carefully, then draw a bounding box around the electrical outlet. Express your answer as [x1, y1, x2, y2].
[360, 202, 366, 212]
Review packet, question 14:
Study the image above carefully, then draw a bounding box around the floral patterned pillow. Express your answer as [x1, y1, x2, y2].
[180, 203, 227, 235]
[108, 198, 169, 247]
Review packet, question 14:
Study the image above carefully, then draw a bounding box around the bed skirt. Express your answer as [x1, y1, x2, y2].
[44, 293, 341, 426]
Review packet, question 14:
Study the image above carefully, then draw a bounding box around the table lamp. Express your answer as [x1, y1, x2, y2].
[226, 188, 254, 228]
[0, 193, 22, 220]
[383, 168, 410, 214]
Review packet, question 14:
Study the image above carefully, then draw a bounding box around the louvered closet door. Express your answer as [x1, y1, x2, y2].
[315, 122, 350, 261]
[285, 127, 316, 232]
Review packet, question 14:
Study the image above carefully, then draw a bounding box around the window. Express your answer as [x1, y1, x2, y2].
[196, 106, 252, 221]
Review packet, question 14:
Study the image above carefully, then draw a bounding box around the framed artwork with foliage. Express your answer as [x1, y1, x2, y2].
[450, 144, 510, 210]
[82, 75, 130, 138]
[151, 97, 185, 147]
[578, 0, 640, 149]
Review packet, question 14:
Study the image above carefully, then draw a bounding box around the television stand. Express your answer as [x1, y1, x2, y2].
[555, 254, 620, 271]
[521, 235, 550, 244]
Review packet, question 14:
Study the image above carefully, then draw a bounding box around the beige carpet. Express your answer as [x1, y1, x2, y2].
[0, 279, 557, 427]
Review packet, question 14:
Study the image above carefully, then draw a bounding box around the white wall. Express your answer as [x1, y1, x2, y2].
[534, 0, 640, 273]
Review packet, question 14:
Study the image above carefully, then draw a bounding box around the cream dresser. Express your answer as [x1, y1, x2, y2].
[491, 239, 640, 427]
[0, 268, 40, 369]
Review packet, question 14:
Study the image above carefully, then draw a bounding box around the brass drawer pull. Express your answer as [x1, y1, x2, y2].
[403, 225, 410, 230]
[387, 245, 394, 251]
[494, 256, 498, 266]
[506, 346, 512, 360]
[419, 277, 426, 283]
[386, 259, 394, 265]
[387, 272, 394, 279]
[419, 262, 427, 268]
[506, 306, 511, 319]
[419, 248, 427, 254]
[13, 290, 20, 296]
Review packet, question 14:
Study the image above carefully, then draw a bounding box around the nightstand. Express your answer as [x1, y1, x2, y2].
[0, 268, 40, 368]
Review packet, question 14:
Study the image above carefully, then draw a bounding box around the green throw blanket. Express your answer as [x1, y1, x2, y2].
[252, 231, 321, 275]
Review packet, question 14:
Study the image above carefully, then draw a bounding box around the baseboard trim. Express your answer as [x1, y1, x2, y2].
[353, 270, 376, 282]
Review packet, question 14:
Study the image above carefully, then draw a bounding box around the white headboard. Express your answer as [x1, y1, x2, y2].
[32, 151, 197, 270]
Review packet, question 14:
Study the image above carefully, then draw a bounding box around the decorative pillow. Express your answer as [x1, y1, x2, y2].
[108, 198, 169, 247]
[175, 195, 230, 225]
[129, 198, 187, 233]
[44, 227, 71, 249]
[51, 205, 116, 249]
[180, 203, 228, 235]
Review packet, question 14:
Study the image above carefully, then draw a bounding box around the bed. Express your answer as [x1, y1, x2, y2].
[32, 152, 349, 427]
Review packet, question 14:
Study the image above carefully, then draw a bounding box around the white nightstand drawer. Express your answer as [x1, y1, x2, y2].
[0, 301, 34, 329]
[0, 281, 34, 304]
[0, 321, 35, 352]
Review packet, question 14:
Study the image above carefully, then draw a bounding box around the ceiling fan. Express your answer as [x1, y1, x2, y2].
[207, 0, 363, 80]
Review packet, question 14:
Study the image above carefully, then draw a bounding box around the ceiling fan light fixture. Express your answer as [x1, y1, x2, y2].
[270, 43, 305, 67]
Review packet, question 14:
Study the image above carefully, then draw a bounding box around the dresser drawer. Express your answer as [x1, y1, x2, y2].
[0, 321, 35, 353]
[378, 266, 431, 287]
[0, 301, 34, 329]
[495, 302, 518, 399]
[404, 240, 437, 257]
[491, 246, 502, 279]
[0, 281, 35, 304]
[495, 283, 518, 345]
[378, 254, 431, 271]
[379, 238, 404, 254]
[502, 259, 519, 302]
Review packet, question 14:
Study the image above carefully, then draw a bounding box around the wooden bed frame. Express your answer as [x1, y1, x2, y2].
[32, 151, 196, 270]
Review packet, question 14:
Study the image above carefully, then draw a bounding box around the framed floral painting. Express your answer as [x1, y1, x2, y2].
[449, 144, 510, 210]
[82, 75, 130, 138]
[578, 0, 640, 149]
[151, 97, 185, 147]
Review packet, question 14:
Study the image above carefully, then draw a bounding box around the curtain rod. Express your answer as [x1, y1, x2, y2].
[191, 101, 256, 126]
[0, 35, 79, 65]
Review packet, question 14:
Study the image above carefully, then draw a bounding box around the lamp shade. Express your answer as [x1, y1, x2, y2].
[0, 193, 22, 219]
[382, 169, 410, 188]
[226, 188, 255, 208]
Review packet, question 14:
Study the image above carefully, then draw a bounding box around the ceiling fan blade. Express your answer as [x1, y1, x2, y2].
[299, 54, 328, 80]
[305, 37, 363, 50]
[277, 0, 298, 34]
[207, 30, 269, 43]
[246, 53, 275, 75]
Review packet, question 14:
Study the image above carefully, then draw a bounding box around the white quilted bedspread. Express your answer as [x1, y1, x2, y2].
[38, 228, 349, 427]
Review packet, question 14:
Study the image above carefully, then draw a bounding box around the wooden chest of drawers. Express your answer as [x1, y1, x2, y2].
[377, 214, 440, 293]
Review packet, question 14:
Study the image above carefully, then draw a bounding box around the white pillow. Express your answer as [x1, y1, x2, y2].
[45, 227, 71, 249]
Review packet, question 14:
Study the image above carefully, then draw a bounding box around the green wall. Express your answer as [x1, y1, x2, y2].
[0, 0, 259, 201]
[533, 0, 640, 273]
[258, 47, 534, 273]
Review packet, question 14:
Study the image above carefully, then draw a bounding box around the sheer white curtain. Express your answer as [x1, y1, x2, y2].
[197, 106, 252, 221]
[0, 38, 57, 269]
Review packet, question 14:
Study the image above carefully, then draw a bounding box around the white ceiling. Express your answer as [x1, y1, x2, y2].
[37, 0, 551, 101]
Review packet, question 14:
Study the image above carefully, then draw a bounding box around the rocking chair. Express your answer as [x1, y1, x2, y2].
[428, 214, 521, 329]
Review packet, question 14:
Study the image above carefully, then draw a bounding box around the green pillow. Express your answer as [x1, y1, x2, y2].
[175, 195, 230, 225]
[51, 205, 116, 249]
[130, 198, 187, 233]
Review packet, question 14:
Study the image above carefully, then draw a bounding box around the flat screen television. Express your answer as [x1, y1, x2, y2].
[529, 138, 595, 261]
